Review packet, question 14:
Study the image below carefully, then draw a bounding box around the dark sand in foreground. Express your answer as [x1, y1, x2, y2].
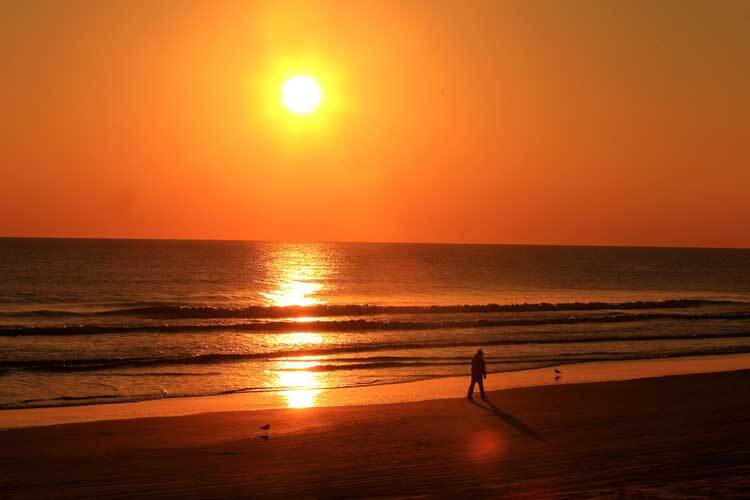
[2, 370, 749, 499]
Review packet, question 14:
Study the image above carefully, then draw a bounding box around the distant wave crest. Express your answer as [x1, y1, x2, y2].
[2, 308, 749, 337]
[1, 298, 743, 320]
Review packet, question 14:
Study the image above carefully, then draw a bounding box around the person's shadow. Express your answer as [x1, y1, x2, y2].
[469, 398, 545, 442]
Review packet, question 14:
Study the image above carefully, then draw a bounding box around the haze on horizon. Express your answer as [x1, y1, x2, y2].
[1, 0, 748, 248]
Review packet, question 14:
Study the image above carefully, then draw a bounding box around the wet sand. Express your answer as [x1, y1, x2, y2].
[3, 353, 749, 429]
[2, 369, 749, 499]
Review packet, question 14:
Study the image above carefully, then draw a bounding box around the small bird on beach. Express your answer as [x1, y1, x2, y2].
[259, 424, 271, 432]
[554, 369, 562, 375]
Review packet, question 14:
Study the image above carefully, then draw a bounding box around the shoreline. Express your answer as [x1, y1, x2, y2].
[2, 368, 748, 498]
[2, 352, 749, 430]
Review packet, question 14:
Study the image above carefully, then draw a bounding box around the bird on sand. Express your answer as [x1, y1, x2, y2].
[554, 369, 562, 375]
[260, 424, 271, 432]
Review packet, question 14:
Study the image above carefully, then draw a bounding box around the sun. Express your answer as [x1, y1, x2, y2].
[281, 75, 322, 114]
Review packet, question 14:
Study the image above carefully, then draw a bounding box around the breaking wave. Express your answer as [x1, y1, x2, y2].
[3, 330, 750, 373]
[2, 308, 749, 337]
[1, 298, 743, 320]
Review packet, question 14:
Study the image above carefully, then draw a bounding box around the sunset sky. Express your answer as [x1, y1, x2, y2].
[2, 0, 748, 247]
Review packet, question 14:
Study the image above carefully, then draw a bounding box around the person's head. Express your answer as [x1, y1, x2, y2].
[476, 349, 484, 357]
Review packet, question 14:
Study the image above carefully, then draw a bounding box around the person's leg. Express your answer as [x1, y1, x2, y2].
[478, 376, 486, 399]
[467, 378, 476, 399]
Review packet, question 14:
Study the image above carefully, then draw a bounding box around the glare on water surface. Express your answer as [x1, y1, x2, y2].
[256, 245, 336, 408]
[265, 280, 321, 306]
[261, 245, 332, 307]
[274, 360, 324, 409]
[277, 332, 324, 345]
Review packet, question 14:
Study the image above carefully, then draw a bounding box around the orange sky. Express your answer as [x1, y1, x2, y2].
[1, 0, 748, 247]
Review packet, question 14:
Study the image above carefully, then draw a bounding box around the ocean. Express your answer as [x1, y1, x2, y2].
[1, 238, 749, 410]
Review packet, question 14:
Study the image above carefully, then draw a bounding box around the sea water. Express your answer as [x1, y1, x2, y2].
[1, 238, 749, 409]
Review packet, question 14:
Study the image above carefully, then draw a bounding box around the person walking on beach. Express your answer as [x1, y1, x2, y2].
[467, 349, 487, 400]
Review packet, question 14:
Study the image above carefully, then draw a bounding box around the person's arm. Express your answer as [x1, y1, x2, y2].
[482, 359, 487, 378]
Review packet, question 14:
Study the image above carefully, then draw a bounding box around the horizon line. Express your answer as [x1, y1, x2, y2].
[0, 235, 748, 251]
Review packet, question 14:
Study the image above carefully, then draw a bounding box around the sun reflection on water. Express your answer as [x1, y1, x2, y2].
[277, 332, 324, 345]
[261, 245, 332, 307]
[265, 280, 322, 306]
[258, 245, 335, 408]
[275, 360, 324, 408]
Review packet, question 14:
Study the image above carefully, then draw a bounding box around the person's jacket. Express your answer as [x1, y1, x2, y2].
[471, 355, 486, 377]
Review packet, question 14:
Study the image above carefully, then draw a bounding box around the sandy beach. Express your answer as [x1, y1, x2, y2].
[2, 367, 748, 499]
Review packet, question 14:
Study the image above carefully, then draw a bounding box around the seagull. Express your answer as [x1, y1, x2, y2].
[259, 424, 271, 432]
[554, 369, 562, 375]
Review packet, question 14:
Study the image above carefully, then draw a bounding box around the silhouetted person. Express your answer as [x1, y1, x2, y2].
[467, 349, 487, 400]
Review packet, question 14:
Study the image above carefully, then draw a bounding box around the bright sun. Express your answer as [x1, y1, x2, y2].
[281, 75, 322, 114]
